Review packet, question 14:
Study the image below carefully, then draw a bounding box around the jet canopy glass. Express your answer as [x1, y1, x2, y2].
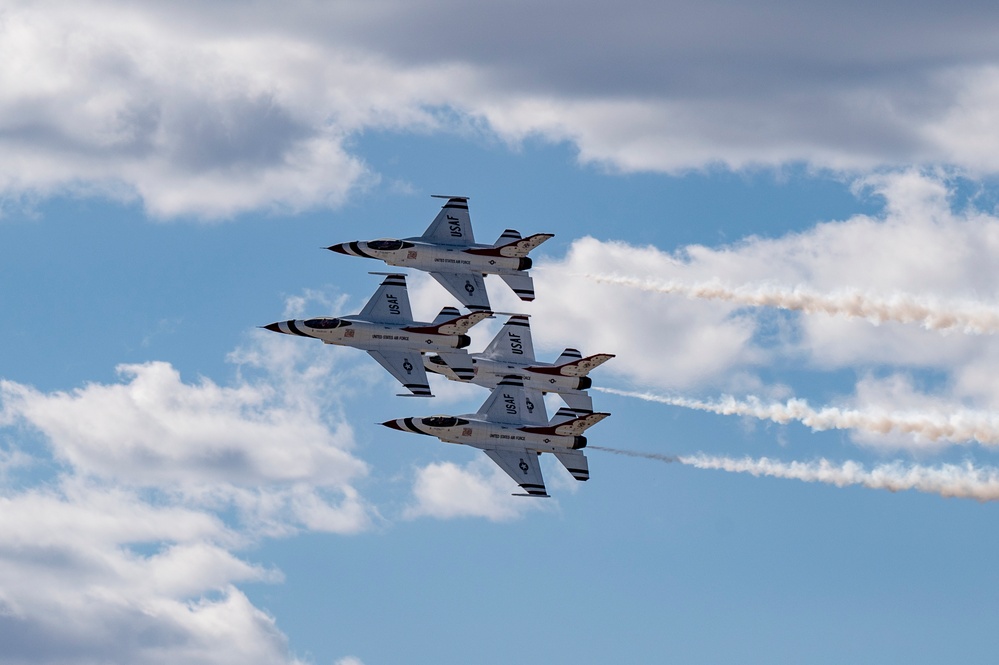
[422, 416, 470, 428]
[367, 239, 415, 251]
[303, 317, 351, 329]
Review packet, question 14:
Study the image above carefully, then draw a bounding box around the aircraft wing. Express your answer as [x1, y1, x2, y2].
[366, 350, 432, 396]
[357, 274, 413, 324]
[482, 448, 548, 497]
[420, 196, 475, 246]
[429, 271, 491, 311]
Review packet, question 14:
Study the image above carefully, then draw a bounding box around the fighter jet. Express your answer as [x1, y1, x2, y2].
[327, 196, 553, 312]
[263, 273, 489, 397]
[424, 314, 614, 411]
[383, 375, 610, 497]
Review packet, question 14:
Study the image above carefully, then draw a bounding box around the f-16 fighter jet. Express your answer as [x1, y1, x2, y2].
[383, 375, 610, 497]
[424, 314, 614, 411]
[263, 273, 489, 397]
[327, 196, 553, 312]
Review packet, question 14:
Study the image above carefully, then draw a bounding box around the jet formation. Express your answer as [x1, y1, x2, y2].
[265, 196, 614, 497]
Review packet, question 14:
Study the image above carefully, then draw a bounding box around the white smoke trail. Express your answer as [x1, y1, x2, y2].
[586, 274, 999, 335]
[596, 387, 999, 446]
[590, 446, 999, 501]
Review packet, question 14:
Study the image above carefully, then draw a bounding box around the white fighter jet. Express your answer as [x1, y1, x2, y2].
[327, 196, 553, 312]
[424, 314, 614, 411]
[263, 273, 489, 397]
[383, 375, 610, 497]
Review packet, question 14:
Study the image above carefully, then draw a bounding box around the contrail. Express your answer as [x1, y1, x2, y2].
[596, 387, 999, 446]
[586, 274, 999, 335]
[591, 446, 999, 501]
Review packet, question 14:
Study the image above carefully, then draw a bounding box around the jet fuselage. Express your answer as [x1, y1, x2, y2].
[383, 415, 587, 453]
[425, 355, 592, 394]
[266, 317, 471, 353]
[329, 239, 532, 276]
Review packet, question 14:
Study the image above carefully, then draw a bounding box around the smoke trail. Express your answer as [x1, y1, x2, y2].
[590, 446, 999, 501]
[596, 387, 999, 446]
[586, 274, 999, 335]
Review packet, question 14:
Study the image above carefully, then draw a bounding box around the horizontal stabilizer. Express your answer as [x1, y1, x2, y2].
[498, 272, 536, 302]
[528, 353, 616, 378]
[466, 233, 554, 258]
[559, 392, 594, 412]
[554, 450, 590, 481]
[436, 351, 475, 381]
[403, 310, 491, 335]
[520, 412, 610, 437]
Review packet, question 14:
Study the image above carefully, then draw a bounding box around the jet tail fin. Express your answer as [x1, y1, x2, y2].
[528, 353, 616, 378]
[520, 411, 610, 437]
[434, 351, 475, 382]
[495, 229, 522, 245]
[554, 348, 582, 365]
[403, 310, 491, 335]
[465, 233, 554, 258]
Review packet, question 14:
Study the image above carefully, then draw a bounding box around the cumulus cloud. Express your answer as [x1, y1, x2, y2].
[0, 480, 303, 665]
[531, 172, 999, 389]
[403, 458, 544, 521]
[532, 242, 761, 389]
[8, 2, 999, 216]
[0, 330, 371, 662]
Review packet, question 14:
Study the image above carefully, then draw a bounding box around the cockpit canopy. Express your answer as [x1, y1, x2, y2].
[304, 317, 350, 329]
[367, 239, 415, 251]
[422, 416, 469, 428]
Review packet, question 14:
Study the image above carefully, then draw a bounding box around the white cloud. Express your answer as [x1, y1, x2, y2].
[556, 171, 999, 384]
[0, 330, 374, 662]
[532, 172, 999, 453]
[404, 458, 544, 521]
[8, 2, 999, 216]
[0, 480, 303, 665]
[532, 240, 761, 389]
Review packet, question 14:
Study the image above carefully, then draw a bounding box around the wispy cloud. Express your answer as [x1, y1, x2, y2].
[0, 331, 370, 663]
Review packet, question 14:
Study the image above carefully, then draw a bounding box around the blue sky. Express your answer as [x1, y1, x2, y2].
[4, 2, 999, 663]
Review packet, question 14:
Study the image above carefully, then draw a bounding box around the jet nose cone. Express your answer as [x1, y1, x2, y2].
[262, 322, 286, 334]
[381, 419, 405, 431]
[326, 243, 350, 255]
